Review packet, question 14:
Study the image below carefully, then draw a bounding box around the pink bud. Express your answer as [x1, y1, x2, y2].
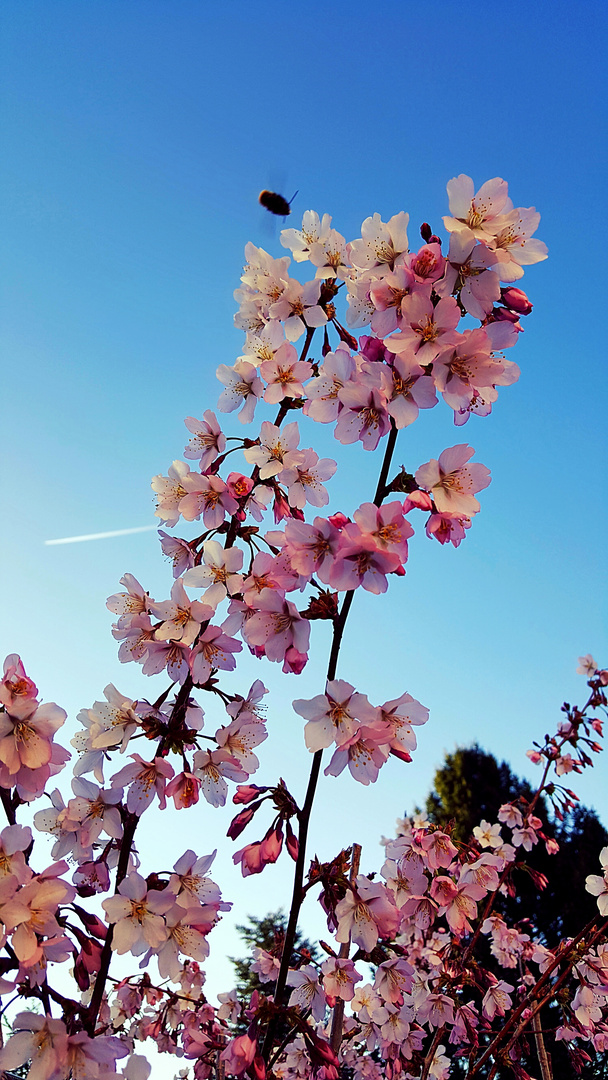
[328, 512, 350, 530]
[233, 841, 264, 877]
[501, 287, 533, 315]
[227, 805, 258, 840]
[286, 820, 299, 861]
[233, 784, 267, 804]
[282, 647, 308, 675]
[403, 490, 433, 513]
[252, 1054, 266, 1080]
[390, 745, 413, 764]
[260, 822, 283, 864]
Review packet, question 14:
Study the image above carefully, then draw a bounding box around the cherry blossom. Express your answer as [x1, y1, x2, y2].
[183, 540, 244, 608]
[102, 871, 174, 954]
[260, 342, 313, 403]
[321, 957, 362, 1001]
[293, 680, 376, 752]
[216, 359, 264, 423]
[110, 754, 174, 814]
[415, 444, 491, 517]
[183, 410, 226, 469]
[349, 212, 410, 273]
[287, 964, 328, 1021]
[443, 174, 511, 240]
[243, 420, 300, 479]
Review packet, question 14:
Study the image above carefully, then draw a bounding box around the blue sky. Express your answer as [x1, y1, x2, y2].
[1, 0, 607, 1003]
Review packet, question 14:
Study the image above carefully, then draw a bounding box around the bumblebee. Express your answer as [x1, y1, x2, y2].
[258, 189, 297, 217]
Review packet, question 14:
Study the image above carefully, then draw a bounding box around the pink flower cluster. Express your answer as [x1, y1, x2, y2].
[8, 179, 608, 1080]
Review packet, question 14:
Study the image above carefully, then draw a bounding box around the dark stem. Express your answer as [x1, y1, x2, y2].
[0, 789, 17, 826]
[329, 843, 362, 1053]
[261, 422, 400, 1062]
[83, 812, 139, 1034]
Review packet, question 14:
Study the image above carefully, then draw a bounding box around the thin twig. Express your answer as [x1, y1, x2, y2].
[329, 843, 362, 1053]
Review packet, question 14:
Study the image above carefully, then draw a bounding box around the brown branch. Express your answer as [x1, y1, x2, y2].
[329, 843, 362, 1054]
[469, 914, 607, 1076]
[261, 422, 401, 1063]
[83, 812, 139, 1034]
[532, 1010, 553, 1080]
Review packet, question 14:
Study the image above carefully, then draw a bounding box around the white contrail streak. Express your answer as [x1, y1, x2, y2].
[45, 525, 157, 546]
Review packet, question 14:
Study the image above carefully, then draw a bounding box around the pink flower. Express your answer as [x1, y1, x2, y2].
[283, 517, 341, 582]
[193, 747, 247, 807]
[335, 381, 391, 451]
[101, 871, 173, 954]
[437, 228, 501, 320]
[386, 294, 461, 365]
[158, 531, 195, 578]
[443, 174, 511, 241]
[281, 448, 337, 509]
[216, 360, 264, 424]
[368, 265, 418, 336]
[425, 512, 471, 547]
[260, 343, 313, 404]
[151, 580, 212, 646]
[419, 831, 458, 870]
[481, 979, 514, 1020]
[220, 1031, 257, 1076]
[349, 211, 410, 273]
[490, 206, 548, 282]
[183, 410, 226, 469]
[243, 420, 300, 479]
[353, 502, 414, 564]
[0, 1013, 69, 1080]
[321, 957, 362, 1001]
[233, 823, 284, 877]
[415, 444, 491, 517]
[243, 591, 310, 664]
[110, 754, 174, 814]
[183, 541, 244, 609]
[303, 344, 356, 423]
[0, 655, 38, 713]
[165, 770, 201, 809]
[336, 876, 399, 951]
[0, 699, 66, 775]
[287, 964, 327, 1021]
[293, 680, 376, 752]
[329, 529, 401, 594]
[190, 625, 242, 684]
[151, 460, 195, 527]
[179, 473, 239, 529]
[324, 723, 392, 785]
[215, 716, 267, 775]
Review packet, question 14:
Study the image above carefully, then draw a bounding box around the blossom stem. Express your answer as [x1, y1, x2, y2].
[0, 788, 17, 826]
[469, 914, 607, 1075]
[329, 842, 361, 1053]
[262, 422, 401, 1062]
[532, 1011, 553, 1080]
[83, 811, 139, 1035]
[420, 1025, 446, 1080]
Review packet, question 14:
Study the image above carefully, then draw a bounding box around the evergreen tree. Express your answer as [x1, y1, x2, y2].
[229, 910, 320, 1029]
[424, 744, 608, 1078]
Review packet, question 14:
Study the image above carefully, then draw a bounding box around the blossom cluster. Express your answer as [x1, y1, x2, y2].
[2, 176, 606, 1080]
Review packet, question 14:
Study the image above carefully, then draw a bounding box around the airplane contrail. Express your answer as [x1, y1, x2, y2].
[45, 525, 157, 546]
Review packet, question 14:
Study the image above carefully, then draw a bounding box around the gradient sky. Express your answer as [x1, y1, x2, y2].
[1, 0, 607, 1014]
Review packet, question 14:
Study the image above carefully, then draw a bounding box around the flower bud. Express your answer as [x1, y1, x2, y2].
[233, 784, 268, 805]
[501, 287, 533, 315]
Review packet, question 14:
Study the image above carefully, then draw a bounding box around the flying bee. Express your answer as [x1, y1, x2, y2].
[258, 189, 298, 217]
